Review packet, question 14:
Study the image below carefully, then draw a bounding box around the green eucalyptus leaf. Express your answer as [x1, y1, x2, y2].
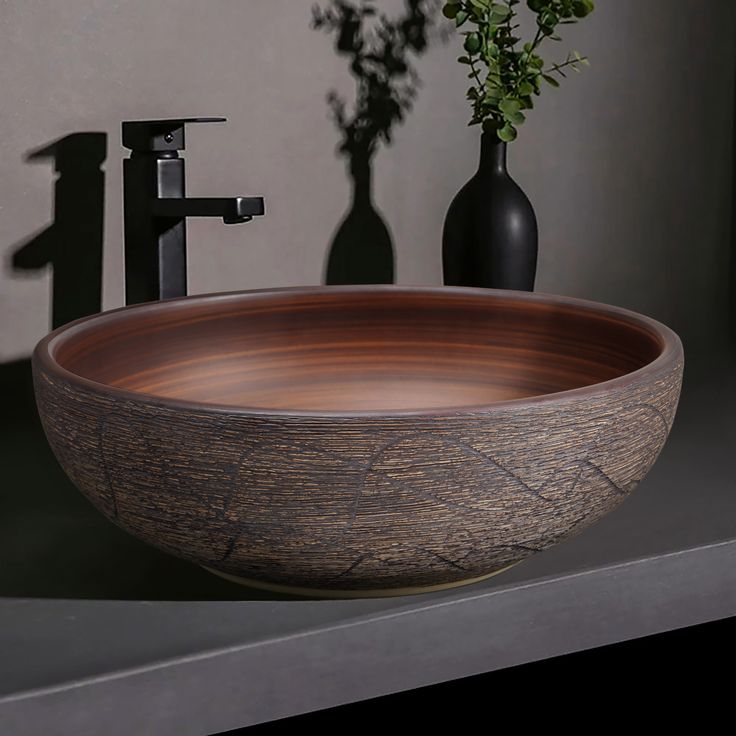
[464, 32, 482, 53]
[455, 9, 469, 26]
[490, 3, 511, 17]
[442, 2, 460, 19]
[542, 73, 560, 87]
[489, 5, 511, 24]
[518, 81, 534, 96]
[498, 123, 517, 142]
[499, 98, 521, 115]
[573, 0, 595, 18]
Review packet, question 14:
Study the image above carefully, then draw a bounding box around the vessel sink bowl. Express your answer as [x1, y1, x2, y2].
[33, 286, 683, 597]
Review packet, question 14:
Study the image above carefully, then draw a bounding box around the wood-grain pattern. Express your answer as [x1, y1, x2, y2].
[32, 286, 684, 594]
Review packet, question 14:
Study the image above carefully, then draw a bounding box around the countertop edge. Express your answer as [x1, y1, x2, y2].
[2, 537, 735, 735]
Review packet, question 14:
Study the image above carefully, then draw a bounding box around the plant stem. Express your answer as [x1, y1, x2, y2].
[528, 27, 544, 55]
[512, 26, 543, 97]
[545, 55, 588, 75]
[468, 54, 485, 95]
[504, 2, 515, 87]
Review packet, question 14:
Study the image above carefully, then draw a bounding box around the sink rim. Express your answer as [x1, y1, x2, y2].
[33, 285, 683, 419]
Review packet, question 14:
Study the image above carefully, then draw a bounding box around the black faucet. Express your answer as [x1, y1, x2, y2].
[122, 117, 264, 305]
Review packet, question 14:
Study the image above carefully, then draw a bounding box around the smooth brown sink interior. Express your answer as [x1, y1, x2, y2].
[51, 289, 664, 412]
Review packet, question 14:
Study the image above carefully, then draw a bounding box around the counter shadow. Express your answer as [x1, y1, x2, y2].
[730, 59, 736, 348]
[0, 359, 302, 601]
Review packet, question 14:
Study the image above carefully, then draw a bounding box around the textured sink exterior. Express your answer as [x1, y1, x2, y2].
[32, 286, 683, 596]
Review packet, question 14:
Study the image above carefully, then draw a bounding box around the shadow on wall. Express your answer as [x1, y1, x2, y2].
[312, 0, 439, 285]
[11, 132, 106, 329]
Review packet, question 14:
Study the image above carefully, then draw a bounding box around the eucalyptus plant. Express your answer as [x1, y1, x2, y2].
[443, 0, 594, 142]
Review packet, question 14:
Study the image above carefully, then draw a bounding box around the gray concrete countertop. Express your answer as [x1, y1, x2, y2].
[1, 353, 735, 735]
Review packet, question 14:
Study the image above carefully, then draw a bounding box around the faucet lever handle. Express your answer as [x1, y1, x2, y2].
[122, 117, 226, 154]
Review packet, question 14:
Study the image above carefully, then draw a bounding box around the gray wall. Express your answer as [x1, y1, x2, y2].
[1, 0, 734, 362]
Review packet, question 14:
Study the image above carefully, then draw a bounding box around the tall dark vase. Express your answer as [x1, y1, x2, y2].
[442, 133, 538, 291]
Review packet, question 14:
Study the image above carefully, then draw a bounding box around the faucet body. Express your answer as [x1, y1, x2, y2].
[122, 118, 264, 305]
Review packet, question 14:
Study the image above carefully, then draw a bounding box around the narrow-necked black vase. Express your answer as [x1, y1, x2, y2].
[443, 133, 538, 290]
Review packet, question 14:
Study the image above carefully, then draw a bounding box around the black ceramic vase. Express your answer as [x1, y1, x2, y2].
[443, 133, 538, 290]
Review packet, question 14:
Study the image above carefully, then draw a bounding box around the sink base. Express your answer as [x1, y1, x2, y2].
[202, 563, 519, 599]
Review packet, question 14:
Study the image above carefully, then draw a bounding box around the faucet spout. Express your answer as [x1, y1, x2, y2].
[152, 196, 265, 224]
[122, 117, 266, 304]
